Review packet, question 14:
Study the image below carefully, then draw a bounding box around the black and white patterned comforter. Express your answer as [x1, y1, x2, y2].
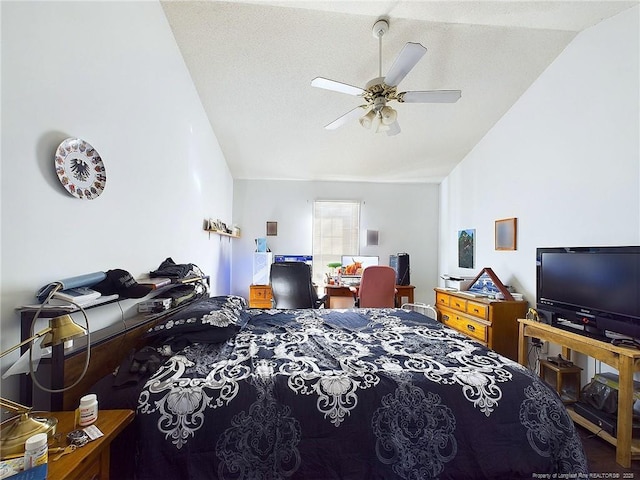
[135, 305, 587, 479]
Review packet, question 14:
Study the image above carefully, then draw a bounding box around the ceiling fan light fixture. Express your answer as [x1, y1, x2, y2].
[311, 17, 461, 136]
[359, 110, 376, 129]
[374, 118, 390, 134]
[380, 106, 397, 125]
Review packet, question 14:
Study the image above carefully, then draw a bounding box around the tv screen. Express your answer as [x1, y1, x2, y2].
[340, 255, 379, 277]
[537, 246, 640, 338]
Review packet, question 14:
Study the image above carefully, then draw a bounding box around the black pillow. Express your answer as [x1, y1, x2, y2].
[146, 295, 249, 346]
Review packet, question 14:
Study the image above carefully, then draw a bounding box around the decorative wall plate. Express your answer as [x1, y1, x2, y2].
[54, 138, 106, 199]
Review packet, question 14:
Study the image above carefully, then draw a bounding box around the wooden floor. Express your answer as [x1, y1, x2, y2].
[578, 425, 640, 475]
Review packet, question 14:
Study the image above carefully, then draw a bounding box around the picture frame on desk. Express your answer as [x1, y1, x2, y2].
[467, 267, 514, 301]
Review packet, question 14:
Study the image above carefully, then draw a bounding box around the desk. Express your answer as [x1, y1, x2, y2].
[518, 319, 640, 467]
[324, 285, 355, 309]
[394, 285, 415, 306]
[324, 285, 415, 309]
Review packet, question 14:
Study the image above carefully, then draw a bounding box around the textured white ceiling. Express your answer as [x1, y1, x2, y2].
[161, 1, 636, 183]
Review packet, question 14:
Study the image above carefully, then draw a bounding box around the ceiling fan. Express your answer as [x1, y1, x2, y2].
[311, 19, 461, 136]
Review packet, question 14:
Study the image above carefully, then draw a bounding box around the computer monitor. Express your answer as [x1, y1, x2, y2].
[340, 255, 379, 277]
[274, 255, 313, 266]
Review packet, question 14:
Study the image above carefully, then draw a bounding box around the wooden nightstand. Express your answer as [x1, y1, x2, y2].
[47, 409, 134, 480]
[249, 284, 272, 308]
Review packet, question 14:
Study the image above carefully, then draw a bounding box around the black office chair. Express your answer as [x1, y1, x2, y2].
[269, 262, 327, 309]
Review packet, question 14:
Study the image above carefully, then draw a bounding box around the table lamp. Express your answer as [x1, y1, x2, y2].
[0, 314, 87, 458]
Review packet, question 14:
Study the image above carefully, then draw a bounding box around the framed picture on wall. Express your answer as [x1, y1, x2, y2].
[266, 221, 278, 236]
[458, 229, 475, 268]
[366, 229, 379, 246]
[495, 218, 517, 250]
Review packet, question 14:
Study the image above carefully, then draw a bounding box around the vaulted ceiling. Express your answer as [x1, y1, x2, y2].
[162, 1, 636, 183]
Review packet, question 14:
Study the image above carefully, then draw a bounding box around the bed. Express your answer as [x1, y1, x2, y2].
[94, 295, 588, 479]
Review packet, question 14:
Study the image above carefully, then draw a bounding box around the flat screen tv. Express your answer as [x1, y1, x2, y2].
[536, 246, 640, 340]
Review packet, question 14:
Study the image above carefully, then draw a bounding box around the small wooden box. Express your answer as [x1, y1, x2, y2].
[539, 359, 582, 404]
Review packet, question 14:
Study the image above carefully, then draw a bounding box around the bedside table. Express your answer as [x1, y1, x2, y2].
[249, 284, 272, 308]
[47, 409, 134, 480]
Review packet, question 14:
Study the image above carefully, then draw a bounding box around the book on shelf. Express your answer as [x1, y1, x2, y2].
[52, 287, 101, 304]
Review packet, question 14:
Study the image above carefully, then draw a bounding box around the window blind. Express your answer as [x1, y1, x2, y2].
[312, 201, 360, 285]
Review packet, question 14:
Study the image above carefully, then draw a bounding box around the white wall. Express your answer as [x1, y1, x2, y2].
[1, 1, 234, 401]
[232, 180, 440, 303]
[439, 7, 639, 376]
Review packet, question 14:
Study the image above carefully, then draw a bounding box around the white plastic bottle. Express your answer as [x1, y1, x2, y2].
[23, 433, 48, 470]
[78, 393, 98, 427]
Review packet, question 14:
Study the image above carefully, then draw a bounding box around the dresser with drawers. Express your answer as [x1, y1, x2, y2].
[434, 288, 527, 361]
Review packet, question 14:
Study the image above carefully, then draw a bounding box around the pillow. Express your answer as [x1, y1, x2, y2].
[146, 295, 249, 346]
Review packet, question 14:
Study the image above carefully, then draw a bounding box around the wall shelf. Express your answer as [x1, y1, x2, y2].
[205, 229, 240, 239]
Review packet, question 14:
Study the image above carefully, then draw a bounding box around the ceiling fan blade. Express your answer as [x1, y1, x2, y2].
[384, 42, 427, 87]
[311, 77, 365, 96]
[386, 121, 401, 136]
[399, 90, 462, 103]
[324, 105, 369, 130]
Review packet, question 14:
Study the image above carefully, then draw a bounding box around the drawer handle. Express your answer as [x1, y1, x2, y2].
[472, 308, 480, 313]
[467, 324, 476, 332]
[442, 315, 450, 321]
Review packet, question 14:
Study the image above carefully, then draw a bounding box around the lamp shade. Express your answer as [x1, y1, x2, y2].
[41, 315, 87, 348]
[374, 115, 390, 133]
[359, 110, 376, 129]
[380, 106, 397, 125]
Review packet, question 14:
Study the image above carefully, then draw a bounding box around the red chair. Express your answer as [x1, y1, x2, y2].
[353, 266, 397, 308]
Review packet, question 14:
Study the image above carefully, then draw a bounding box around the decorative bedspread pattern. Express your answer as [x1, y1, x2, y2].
[136, 307, 587, 479]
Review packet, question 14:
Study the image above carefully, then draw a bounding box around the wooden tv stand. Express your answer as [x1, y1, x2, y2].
[518, 319, 640, 467]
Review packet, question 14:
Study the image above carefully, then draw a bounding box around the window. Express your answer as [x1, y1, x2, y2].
[312, 201, 360, 284]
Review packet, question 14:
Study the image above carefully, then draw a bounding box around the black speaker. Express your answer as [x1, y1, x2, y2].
[389, 253, 410, 285]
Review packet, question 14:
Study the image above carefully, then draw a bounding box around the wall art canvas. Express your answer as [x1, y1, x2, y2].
[458, 229, 475, 269]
